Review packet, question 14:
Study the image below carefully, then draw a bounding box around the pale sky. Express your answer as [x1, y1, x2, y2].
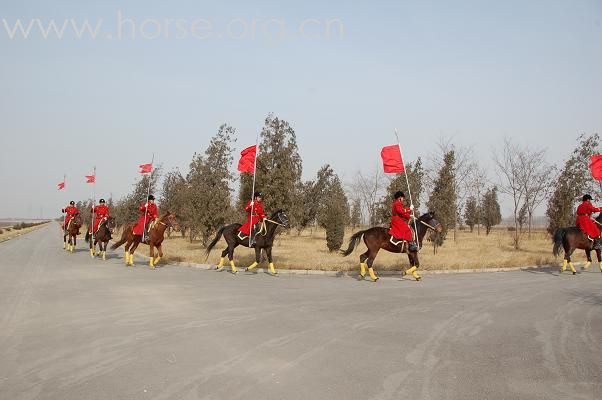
[0, 0, 601, 219]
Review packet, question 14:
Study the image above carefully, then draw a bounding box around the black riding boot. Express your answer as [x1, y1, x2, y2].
[250, 228, 257, 247]
[408, 241, 418, 252]
[594, 237, 601, 250]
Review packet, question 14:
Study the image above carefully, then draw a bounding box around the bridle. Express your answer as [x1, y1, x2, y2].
[264, 212, 289, 227]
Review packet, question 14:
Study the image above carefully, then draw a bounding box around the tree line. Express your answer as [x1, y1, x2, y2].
[69, 114, 599, 253]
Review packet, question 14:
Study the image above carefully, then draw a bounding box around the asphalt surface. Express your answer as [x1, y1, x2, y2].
[0, 225, 601, 400]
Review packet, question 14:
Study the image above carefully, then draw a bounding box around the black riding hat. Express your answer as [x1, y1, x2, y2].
[99, 198, 105, 204]
[394, 191, 405, 200]
[69, 201, 75, 205]
[148, 195, 155, 201]
[254, 191, 262, 198]
[583, 194, 593, 202]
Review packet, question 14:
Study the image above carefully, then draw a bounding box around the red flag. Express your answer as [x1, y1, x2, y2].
[237, 145, 257, 173]
[590, 155, 602, 181]
[57, 182, 65, 190]
[139, 163, 153, 174]
[381, 145, 405, 173]
[85, 175, 96, 183]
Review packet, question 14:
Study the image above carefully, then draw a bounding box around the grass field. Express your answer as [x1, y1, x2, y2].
[0, 222, 51, 243]
[136, 226, 577, 272]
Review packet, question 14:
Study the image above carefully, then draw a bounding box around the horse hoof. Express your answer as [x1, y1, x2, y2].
[572, 271, 577, 275]
[358, 275, 365, 280]
[416, 277, 422, 281]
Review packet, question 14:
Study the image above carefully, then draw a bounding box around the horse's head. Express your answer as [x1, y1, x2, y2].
[106, 216, 116, 233]
[419, 211, 443, 233]
[269, 210, 290, 228]
[164, 212, 181, 232]
[72, 213, 83, 227]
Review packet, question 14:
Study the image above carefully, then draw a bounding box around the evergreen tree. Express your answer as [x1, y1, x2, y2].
[426, 151, 457, 246]
[350, 198, 362, 229]
[254, 114, 303, 227]
[317, 173, 349, 252]
[464, 195, 479, 232]
[184, 124, 236, 245]
[481, 186, 502, 235]
[160, 168, 187, 237]
[546, 133, 600, 234]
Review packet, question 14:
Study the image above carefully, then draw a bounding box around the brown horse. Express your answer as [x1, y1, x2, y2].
[341, 212, 443, 281]
[85, 216, 116, 261]
[553, 213, 602, 274]
[205, 210, 290, 275]
[110, 212, 180, 268]
[63, 213, 83, 252]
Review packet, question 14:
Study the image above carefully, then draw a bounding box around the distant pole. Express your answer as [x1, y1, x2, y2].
[395, 129, 420, 250]
[142, 154, 155, 242]
[249, 134, 259, 247]
[91, 166, 96, 244]
[62, 174, 67, 230]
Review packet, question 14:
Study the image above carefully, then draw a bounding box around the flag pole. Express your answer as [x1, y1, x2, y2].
[142, 154, 155, 242]
[249, 134, 259, 247]
[395, 129, 420, 251]
[62, 174, 66, 232]
[91, 166, 96, 246]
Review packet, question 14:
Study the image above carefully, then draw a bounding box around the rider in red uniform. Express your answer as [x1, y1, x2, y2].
[62, 201, 80, 234]
[239, 191, 266, 245]
[133, 195, 159, 239]
[91, 198, 110, 234]
[576, 194, 602, 249]
[388, 191, 417, 251]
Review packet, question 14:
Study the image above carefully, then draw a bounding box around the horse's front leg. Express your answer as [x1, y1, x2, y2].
[153, 244, 163, 266]
[584, 249, 592, 270]
[366, 249, 380, 282]
[562, 249, 577, 275]
[63, 233, 67, 250]
[228, 245, 238, 274]
[245, 247, 261, 272]
[149, 243, 156, 269]
[89, 236, 95, 258]
[266, 247, 277, 276]
[129, 240, 140, 267]
[405, 251, 421, 281]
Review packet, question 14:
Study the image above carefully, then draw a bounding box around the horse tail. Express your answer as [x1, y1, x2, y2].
[205, 226, 226, 259]
[553, 228, 566, 257]
[110, 229, 128, 250]
[85, 231, 90, 243]
[341, 230, 367, 257]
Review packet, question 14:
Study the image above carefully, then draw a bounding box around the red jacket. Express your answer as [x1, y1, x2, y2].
[389, 199, 413, 241]
[62, 205, 79, 226]
[576, 201, 602, 238]
[139, 202, 158, 220]
[92, 205, 110, 219]
[239, 200, 266, 235]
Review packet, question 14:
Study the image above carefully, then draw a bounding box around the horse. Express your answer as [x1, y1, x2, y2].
[110, 212, 180, 268]
[85, 216, 116, 261]
[63, 213, 83, 252]
[205, 210, 290, 275]
[552, 212, 602, 274]
[341, 212, 443, 281]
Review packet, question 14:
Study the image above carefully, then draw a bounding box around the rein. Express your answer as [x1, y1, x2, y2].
[265, 218, 286, 227]
[419, 220, 438, 231]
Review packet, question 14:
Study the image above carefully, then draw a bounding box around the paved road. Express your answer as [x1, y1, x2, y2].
[1, 225, 600, 400]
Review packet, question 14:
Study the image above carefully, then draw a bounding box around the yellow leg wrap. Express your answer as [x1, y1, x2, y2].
[149, 258, 155, 269]
[216, 257, 225, 270]
[584, 261, 591, 270]
[63, 242, 66, 249]
[102, 251, 106, 261]
[154, 256, 161, 265]
[129, 253, 134, 266]
[561, 260, 568, 272]
[90, 248, 95, 258]
[70, 245, 74, 252]
[247, 262, 258, 271]
[125, 251, 130, 265]
[359, 263, 366, 278]
[569, 262, 577, 274]
[269, 263, 277, 275]
[368, 267, 379, 282]
[406, 266, 417, 275]
[230, 260, 238, 274]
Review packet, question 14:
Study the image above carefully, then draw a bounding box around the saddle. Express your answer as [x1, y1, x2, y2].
[389, 236, 406, 247]
[237, 220, 267, 241]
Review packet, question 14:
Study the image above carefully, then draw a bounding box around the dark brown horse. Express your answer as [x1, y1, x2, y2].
[110, 212, 180, 268]
[205, 210, 290, 275]
[63, 213, 82, 253]
[553, 212, 602, 274]
[63, 213, 82, 252]
[85, 216, 116, 261]
[341, 212, 443, 281]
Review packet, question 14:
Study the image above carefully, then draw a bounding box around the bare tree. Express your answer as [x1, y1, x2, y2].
[493, 138, 526, 249]
[349, 166, 387, 226]
[517, 148, 553, 238]
[467, 166, 489, 235]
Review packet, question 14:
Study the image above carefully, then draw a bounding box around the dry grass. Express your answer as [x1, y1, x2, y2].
[146, 226, 575, 271]
[0, 222, 51, 243]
